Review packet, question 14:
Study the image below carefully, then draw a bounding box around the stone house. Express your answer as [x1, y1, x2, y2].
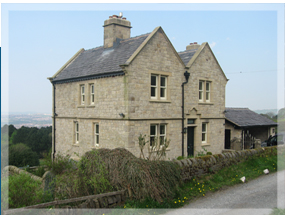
[48, 14, 228, 161]
[225, 108, 277, 150]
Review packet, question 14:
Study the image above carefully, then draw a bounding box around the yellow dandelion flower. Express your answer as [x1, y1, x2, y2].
[182, 200, 184, 202]
[175, 201, 177, 204]
[179, 200, 181, 202]
[198, 183, 200, 185]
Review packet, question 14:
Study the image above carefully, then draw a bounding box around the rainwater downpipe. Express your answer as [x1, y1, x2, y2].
[181, 71, 190, 157]
[52, 83, 57, 162]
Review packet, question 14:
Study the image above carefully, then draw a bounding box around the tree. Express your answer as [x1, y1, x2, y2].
[9, 143, 39, 167]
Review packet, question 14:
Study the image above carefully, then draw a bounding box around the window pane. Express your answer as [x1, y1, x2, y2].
[151, 87, 156, 97]
[202, 123, 206, 132]
[151, 76, 157, 86]
[202, 133, 205, 142]
[199, 81, 203, 90]
[160, 136, 165, 145]
[160, 88, 165, 98]
[150, 125, 156, 135]
[206, 92, 209, 100]
[82, 86, 85, 93]
[161, 76, 166, 87]
[206, 82, 210, 91]
[82, 95, 85, 102]
[188, 119, 195, 124]
[96, 135, 99, 144]
[150, 137, 155, 146]
[96, 124, 99, 133]
[92, 95, 95, 103]
[76, 123, 79, 132]
[199, 91, 203, 100]
[91, 85, 94, 93]
[160, 125, 165, 135]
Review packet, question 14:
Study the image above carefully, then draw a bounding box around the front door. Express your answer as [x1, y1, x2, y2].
[187, 127, 194, 157]
[225, 129, 231, 149]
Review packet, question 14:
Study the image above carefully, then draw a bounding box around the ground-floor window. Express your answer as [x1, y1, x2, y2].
[75, 121, 79, 144]
[150, 124, 167, 147]
[94, 123, 99, 147]
[202, 122, 207, 143]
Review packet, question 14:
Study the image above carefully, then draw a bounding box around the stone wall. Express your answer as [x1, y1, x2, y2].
[175, 146, 279, 182]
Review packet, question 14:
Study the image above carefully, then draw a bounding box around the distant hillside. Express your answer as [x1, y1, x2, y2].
[253, 109, 278, 115]
[1, 113, 52, 128]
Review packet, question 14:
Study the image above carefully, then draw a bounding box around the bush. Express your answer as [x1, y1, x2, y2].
[9, 173, 53, 208]
[9, 143, 39, 167]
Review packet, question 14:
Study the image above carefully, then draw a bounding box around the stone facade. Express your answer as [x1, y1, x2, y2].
[50, 16, 227, 160]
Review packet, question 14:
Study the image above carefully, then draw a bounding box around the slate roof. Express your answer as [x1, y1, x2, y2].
[52, 33, 150, 83]
[225, 108, 277, 127]
[178, 49, 198, 65]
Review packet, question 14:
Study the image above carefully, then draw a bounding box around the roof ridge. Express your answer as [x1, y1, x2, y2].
[120, 32, 151, 43]
[84, 33, 151, 51]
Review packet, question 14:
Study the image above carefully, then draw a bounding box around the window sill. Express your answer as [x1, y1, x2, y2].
[87, 105, 95, 108]
[201, 143, 210, 146]
[198, 102, 213, 105]
[149, 99, 171, 103]
[91, 145, 99, 149]
[77, 105, 85, 108]
[72, 144, 80, 147]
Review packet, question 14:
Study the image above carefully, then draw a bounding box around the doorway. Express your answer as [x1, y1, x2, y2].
[225, 129, 231, 149]
[187, 127, 194, 157]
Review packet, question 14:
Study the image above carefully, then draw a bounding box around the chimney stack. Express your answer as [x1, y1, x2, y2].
[186, 42, 200, 50]
[103, 13, 132, 49]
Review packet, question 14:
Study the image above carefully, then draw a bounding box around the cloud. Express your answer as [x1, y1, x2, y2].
[210, 42, 217, 48]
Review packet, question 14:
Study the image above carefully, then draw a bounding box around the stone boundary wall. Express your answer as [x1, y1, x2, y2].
[173, 146, 281, 182]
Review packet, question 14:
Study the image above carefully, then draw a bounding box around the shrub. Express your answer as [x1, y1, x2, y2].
[8, 173, 53, 208]
[9, 143, 39, 167]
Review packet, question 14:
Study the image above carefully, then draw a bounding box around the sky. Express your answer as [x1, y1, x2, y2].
[1, 3, 284, 114]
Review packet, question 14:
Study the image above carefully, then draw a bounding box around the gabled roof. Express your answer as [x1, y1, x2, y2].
[52, 33, 150, 83]
[225, 108, 277, 128]
[179, 42, 228, 81]
[178, 49, 198, 66]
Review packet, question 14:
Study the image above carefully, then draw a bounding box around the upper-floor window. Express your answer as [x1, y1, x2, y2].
[151, 74, 168, 100]
[90, 84, 95, 105]
[80, 85, 85, 105]
[199, 80, 211, 102]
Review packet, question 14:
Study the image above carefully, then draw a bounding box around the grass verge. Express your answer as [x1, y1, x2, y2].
[121, 147, 284, 210]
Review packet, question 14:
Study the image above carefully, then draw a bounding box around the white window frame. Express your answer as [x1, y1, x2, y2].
[94, 123, 99, 147]
[75, 121, 79, 144]
[150, 74, 168, 100]
[205, 81, 210, 102]
[80, 85, 85, 105]
[151, 75, 158, 99]
[199, 81, 204, 102]
[202, 122, 207, 144]
[150, 124, 167, 148]
[90, 84, 95, 105]
[199, 80, 211, 102]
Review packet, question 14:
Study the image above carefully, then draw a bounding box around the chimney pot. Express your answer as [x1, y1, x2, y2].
[190, 43, 193, 45]
[109, 16, 112, 18]
[122, 17, 126, 20]
[112, 15, 117, 18]
[194, 42, 197, 44]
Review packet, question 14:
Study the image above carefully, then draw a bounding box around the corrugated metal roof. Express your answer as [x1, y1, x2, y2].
[225, 108, 277, 127]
